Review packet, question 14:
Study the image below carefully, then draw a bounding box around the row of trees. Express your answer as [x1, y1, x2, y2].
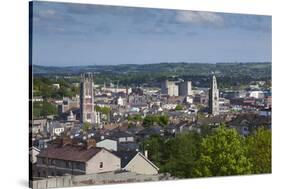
[143, 126, 271, 178]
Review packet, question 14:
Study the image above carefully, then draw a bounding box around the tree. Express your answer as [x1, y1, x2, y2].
[33, 101, 57, 118]
[143, 115, 159, 128]
[162, 132, 201, 178]
[175, 104, 184, 111]
[158, 115, 169, 126]
[194, 126, 252, 177]
[142, 115, 169, 128]
[82, 122, 92, 132]
[246, 128, 271, 174]
[142, 135, 165, 167]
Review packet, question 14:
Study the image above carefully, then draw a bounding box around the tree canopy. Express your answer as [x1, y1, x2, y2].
[193, 126, 252, 177]
[246, 128, 271, 174]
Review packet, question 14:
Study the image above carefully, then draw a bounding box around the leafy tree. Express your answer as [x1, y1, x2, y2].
[82, 122, 92, 132]
[158, 115, 169, 126]
[246, 128, 271, 174]
[162, 132, 201, 178]
[143, 115, 159, 128]
[33, 101, 57, 118]
[128, 114, 142, 122]
[142, 135, 165, 167]
[193, 126, 252, 177]
[142, 115, 169, 128]
[175, 104, 184, 111]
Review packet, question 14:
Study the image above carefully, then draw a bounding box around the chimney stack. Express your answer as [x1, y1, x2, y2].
[62, 137, 72, 147]
[85, 138, 96, 150]
[144, 150, 148, 158]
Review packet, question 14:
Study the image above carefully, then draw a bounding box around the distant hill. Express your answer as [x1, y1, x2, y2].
[32, 62, 271, 79]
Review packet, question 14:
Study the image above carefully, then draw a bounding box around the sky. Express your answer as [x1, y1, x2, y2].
[31, 1, 272, 66]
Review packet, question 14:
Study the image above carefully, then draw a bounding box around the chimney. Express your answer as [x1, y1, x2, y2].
[85, 138, 96, 150]
[144, 150, 148, 158]
[62, 137, 72, 147]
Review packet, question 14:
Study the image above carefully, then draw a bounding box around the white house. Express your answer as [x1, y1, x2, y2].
[249, 91, 264, 99]
[50, 121, 65, 136]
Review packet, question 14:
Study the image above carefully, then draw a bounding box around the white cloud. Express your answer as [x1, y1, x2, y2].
[176, 11, 224, 26]
[38, 9, 56, 18]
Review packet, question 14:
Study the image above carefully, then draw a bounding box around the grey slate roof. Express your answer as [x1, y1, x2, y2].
[112, 151, 138, 168]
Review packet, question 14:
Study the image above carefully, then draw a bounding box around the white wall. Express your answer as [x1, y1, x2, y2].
[86, 149, 121, 174]
[124, 153, 158, 175]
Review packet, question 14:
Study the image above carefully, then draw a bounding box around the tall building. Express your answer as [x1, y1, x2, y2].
[161, 80, 179, 96]
[209, 74, 220, 115]
[80, 73, 96, 123]
[179, 81, 192, 96]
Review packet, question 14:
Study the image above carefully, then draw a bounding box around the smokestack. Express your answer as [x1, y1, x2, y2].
[144, 150, 148, 158]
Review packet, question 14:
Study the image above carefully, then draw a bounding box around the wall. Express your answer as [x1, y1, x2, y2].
[124, 153, 158, 175]
[86, 149, 121, 174]
[31, 171, 175, 189]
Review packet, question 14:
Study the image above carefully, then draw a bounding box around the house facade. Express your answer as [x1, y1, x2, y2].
[35, 140, 121, 178]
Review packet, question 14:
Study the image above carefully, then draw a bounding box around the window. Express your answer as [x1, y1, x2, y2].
[66, 161, 72, 168]
[51, 160, 56, 165]
[87, 114, 91, 119]
[99, 162, 103, 169]
[42, 158, 46, 164]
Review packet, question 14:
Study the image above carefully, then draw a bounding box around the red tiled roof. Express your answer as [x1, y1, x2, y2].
[37, 144, 101, 162]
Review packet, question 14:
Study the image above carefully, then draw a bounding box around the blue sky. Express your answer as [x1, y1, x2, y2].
[31, 1, 272, 66]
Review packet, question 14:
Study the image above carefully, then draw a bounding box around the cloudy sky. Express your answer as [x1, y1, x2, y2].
[31, 1, 272, 66]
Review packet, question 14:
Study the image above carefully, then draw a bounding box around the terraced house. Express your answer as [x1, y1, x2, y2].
[35, 138, 121, 177]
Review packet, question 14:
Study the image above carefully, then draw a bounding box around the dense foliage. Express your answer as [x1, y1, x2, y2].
[193, 126, 252, 177]
[33, 101, 57, 119]
[33, 77, 79, 98]
[142, 115, 169, 128]
[143, 125, 271, 178]
[246, 128, 272, 174]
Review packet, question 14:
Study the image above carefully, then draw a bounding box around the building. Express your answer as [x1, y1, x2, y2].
[113, 151, 159, 175]
[58, 97, 79, 114]
[35, 139, 121, 177]
[161, 80, 179, 96]
[179, 81, 192, 96]
[80, 73, 96, 124]
[49, 121, 65, 136]
[96, 138, 118, 151]
[30, 146, 40, 164]
[208, 74, 220, 115]
[249, 90, 264, 99]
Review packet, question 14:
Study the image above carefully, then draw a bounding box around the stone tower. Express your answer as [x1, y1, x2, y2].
[80, 73, 96, 123]
[209, 74, 219, 115]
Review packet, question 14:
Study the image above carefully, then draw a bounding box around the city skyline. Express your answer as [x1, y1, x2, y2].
[31, 1, 271, 66]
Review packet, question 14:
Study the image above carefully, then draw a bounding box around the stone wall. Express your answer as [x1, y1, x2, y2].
[31, 171, 175, 189]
